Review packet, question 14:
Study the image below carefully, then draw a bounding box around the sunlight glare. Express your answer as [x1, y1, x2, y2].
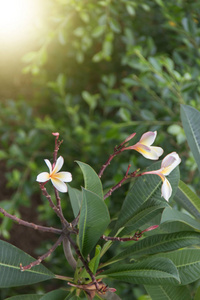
[0, 0, 39, 42]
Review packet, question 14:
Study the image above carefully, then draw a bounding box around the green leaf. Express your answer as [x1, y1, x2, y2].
[119, 198, 168, 236]
[145, 285, 191, 300]
[113, 161, 179, 234]
[181, 105, 200, 173]
[79, 189, 110, 257]
[67, 184, 82, 217]
[194, 286, 200, 300]
[6, 296, 42, 300]
[160, 207, 200, 232]
[40, 289, 69, 300]
[79, 245, 101, 278]
[101, 257, 180, 285]
[0, 240, 54, 288]
[76, 161, 103, 199]
[108, 232, 200, 265]
[174, 180, 200, 219]
[155, 249, 200, 285]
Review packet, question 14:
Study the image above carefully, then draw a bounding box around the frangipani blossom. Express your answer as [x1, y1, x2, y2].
[142, 152, 181, 201]
[125, 131, 163, 160]
[36, 156, 72, 193]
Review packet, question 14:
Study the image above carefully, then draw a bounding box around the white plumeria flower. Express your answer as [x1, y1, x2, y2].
[125, 131, 163, 160]
[142, 152, 181, 201]
[36, 156, 72, 193]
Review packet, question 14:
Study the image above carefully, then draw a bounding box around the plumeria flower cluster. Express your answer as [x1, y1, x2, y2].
[36, 130, 181, 201]
[36, 156, 72, 193]
[122, 131, 181, 201]
[142, 152, 181, 201]
[124, 131, 164, 160]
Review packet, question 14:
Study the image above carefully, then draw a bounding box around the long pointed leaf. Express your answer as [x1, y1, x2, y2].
[0, 240, 54, 288]
[113, 161, 179, 234]
[79, 188, 110, 257]
[100, 257, 180, 285]
[174, 180, 200, 219]
[67, 184, 82, 217]
[119, 198, 168, 236]
[155, 249, 200, 285]
[76, 161, 103, 199]
[160, 207, 200, 232]
[181, 104, 200, 172]
[107, 231, 200, 265]
[145, 285, 191, 300]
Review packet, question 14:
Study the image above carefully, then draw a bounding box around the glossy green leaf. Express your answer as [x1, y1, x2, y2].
[160, 207, 200, 232]
[0, 240, 54, 288]
[194, 285, 200, 300]
[113, 161, 179, 234]
[181, 105, 200, 172]
[174, 180, 200, 219]
[108, 231, 200, 265]
[79, 188, 110, 257]
[101, 257, 180, 285]
[155, 249, 200, 285]
[79, 245, 101, 278]
[76, 161, 103, 199]
[6, 296, 42, 300]
[67, 184, 82, 217]
[119, 198, 168, 236]
[40, 289, 69, 300]
[145, 285, 191, 300]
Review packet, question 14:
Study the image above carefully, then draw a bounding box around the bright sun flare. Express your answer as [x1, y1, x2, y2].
[0, 0, 39, 41]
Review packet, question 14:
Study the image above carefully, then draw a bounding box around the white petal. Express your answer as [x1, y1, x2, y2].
[36, 172, 50, 182]
[134, 143, 161, 160]
[150, 146, 164, 157]
[51, 178, 68, 193]
[161, 178, 172, 201]
[161, 152, 181, 175]
[139, 131, 157, 146]
[53, 156, 64, 174]
[55, 172, 72, 182]
[44, 159, 52, 173]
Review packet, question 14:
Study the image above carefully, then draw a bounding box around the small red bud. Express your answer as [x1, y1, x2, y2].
[52, 132, 59, 136]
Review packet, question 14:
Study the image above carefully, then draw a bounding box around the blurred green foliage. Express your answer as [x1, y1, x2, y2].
[1, 0, 200, 298]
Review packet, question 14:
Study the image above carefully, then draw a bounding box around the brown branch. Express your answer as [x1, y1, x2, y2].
[98, 150, 122, 178]
[101, 234, 140, 242]
[0, 207, 62, 235]
[67, 234, 100, 291]
[98, 133, 136, 178]
[52, 132, 63, 166]
[101, 226, 159, 242]
[104, 166, 141, 200]
[52, 132, 65, 215]
[40, 184, 69, 227]
[20, 234, 64, 271]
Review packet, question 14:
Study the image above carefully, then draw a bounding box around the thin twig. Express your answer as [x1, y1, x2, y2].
[67, 234, 100, 291]
[52, 133, 65, 217]
[101, 225, 159, 242]
[101, 234, 141, 242]
[20, 234, 64, 271]
[40, 184, 69, 227]
[98, 133, 136, 178]
[0, 207, 62, 235]
[104, 166, 141, 200]
[98, 150, 122, 178]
